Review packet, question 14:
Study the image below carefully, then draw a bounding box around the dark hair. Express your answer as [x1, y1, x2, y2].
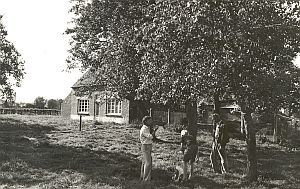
[213, 113, 220, 121]
[142, 116, 152, 125]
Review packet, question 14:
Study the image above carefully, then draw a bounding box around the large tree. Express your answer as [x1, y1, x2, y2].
[0, 15, 25, 100]
[67, 0, 300, 181]
[134, 1, 300, 180]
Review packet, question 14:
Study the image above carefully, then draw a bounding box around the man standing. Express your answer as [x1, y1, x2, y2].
[140, 116, 153, 181]
[210, 113, 229, 174]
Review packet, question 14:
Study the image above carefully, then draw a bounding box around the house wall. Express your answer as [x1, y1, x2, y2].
[97, 99, 130, 124]
[70, 90, 96, 121]
[69, 90, 130, 124]
[61, 92, 72, 118]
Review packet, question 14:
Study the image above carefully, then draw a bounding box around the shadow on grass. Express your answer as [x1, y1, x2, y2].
[4, 116, 299, 188]
[256, 145, 300, 189]
[191, 175, 225, 189]
[153, 137, 180, 145]
[0, 116, 189, 188]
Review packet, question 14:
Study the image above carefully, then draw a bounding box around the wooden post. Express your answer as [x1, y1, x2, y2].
[93, 102, 96, 126]
[149, 108, 152, 117]
[79, 115, 82, 131]
[167, 108, 170, 127]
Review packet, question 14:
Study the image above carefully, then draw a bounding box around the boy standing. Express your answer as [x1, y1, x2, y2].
[180, 118, 198, 181]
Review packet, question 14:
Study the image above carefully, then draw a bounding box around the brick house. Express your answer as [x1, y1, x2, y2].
[61, 70, 131, 124]
[62, 70, 187, 124]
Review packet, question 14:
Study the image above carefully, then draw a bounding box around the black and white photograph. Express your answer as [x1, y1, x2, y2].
[0, 0, 299, 188]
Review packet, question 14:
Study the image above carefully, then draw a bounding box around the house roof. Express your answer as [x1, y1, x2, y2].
[63, 91, 72, 102]
[72, 69, 99, 88]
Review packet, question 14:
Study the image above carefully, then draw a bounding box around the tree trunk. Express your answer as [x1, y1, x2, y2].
[210, 92, 221, 173]
[213, 92, 221, 136]
[242, 112, 258, 182]
[186, 100, 198, 139]
[213, 92, 221, 115]
[129, 100, 149, 123]
[273, 114, 278, 143]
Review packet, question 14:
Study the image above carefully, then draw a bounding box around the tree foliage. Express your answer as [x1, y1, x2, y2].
[66, 0, 152, 100]
[47, 99, 63, 110]
[67, 0, 300, 112]
[0, 15, 25, 100]
[137, 1, 300, 114]
[34, 96, 46, 109]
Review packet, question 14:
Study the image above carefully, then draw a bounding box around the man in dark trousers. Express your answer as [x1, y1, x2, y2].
[210, 113, 229, 174]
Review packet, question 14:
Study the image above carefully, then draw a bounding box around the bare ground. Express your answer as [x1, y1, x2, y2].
[0, 114, 299, 189]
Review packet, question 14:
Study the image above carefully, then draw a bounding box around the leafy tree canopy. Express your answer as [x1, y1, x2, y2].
[0, 15, 25, 100]
[67, 0, 300, 113]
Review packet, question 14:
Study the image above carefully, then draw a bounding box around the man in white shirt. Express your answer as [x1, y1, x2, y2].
[140, 116, 153, 181]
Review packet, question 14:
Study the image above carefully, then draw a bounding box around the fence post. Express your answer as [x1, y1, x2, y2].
[167, 108, 170, 127]
[79, 115, 82, 131]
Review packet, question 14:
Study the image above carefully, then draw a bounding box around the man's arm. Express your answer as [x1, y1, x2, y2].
[142, 127, 153, 139]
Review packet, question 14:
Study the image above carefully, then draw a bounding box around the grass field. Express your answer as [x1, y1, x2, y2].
[0, 114, 299, 189]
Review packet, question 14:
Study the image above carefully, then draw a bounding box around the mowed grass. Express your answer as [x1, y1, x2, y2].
[0, 114, 299, 189]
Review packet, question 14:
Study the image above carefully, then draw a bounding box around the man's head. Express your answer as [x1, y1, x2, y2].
[142, 116, 153, 126]
[213, 113, 220, 122]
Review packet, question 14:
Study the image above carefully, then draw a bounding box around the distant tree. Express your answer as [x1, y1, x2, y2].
[0, 15, 25, 100]
[47, 99, 63, 109]
[47, 99, 58, 109]
[34, 97, 46, 109]
[24, 103, 35, 109]
[57, 99, 63, 110]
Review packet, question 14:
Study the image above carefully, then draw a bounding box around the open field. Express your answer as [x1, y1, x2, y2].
[0, 115, 299, 189]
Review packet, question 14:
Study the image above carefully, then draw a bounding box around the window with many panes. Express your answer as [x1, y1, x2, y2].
[78, 99, 89, 114]
[106, 99, 122, 115]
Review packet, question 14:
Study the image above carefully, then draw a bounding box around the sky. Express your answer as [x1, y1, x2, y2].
[0, 0, 82, 103]
[0, 0, 300, 103]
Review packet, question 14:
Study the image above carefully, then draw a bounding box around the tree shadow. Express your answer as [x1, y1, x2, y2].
[189, 175, 225, 189]
[257, 146, 300, 188]
[153, 137, 180, 144]
[0, 116, 178, 188]
[3, 116, 298, 188]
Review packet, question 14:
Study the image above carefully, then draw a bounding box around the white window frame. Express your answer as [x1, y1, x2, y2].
[106, 98, 122, 115]
[77, 99, 89, 115]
